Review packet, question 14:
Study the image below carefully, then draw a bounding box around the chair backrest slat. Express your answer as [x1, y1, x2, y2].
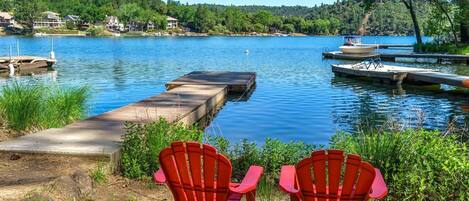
[159, 142, 233, 201]
[160, 148, 187, 201]
[216, 155, 233, 201]
[296, 158, 315, 200]
[341, 154, 361, 199]
[327, 150, 345, 199]
[311, 150, 327, 201]
[172, 142, 197, 201]
[296, 150, 376, 201]
[187, 142, 204, 201]
[354, 162, 376, 200]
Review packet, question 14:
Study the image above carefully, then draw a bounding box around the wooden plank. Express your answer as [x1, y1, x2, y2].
[166, 71, 256, 93]
[407, 71, 469, 88]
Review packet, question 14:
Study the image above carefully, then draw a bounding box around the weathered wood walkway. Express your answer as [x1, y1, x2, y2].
[323, 51, 469, 65]
[332, 64, 469, 88]
[0, 71, 256, 164]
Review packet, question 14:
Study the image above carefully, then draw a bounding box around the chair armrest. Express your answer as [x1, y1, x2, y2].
[153, 169, 166, 184]
[279, 165, 300, 194]
[229, 166, 264, 194]
[369, 168, 388, 199]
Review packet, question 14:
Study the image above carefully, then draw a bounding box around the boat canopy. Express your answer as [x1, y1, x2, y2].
[343, 35, 362, 45]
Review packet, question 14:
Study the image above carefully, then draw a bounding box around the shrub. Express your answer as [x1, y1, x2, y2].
[415, 42, 469, 55]
[331, 129, 469, 201]
[208, 137, 319, 199]
[120, 118, 203, 179]
[0, 82, 89, 131]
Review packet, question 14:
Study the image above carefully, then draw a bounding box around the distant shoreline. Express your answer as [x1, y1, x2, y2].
[2, 32, 415, 38]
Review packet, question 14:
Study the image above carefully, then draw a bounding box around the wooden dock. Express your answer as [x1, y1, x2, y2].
[332, 64, 469, 88]
[166, 71, 256, 93]
[0, 71, 256, 165]
[323, 51, 469, 65]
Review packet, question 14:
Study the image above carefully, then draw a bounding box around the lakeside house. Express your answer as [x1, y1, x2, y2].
[0, 12, 14, 27]
[105, 15, 124, 32]
[167, 16, 178, 29]
[33, 11, 64, 29]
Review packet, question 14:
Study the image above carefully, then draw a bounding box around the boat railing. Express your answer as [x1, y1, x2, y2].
[352, 57, 384, 70]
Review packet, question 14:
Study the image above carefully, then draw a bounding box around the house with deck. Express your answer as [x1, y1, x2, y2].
[0, 12, 14, 27]
[33, 11, 64, 29]
[167, 16, 178, 29]
[105, 15, 124, 32]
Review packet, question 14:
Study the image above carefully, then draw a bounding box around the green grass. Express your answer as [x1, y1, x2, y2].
[120, 118, 204, 179]
[0, 82, 89, 132]
[332, 129, 469, 200]
[90, 162, 108, 185]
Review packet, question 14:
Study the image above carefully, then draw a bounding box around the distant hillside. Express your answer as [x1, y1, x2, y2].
[201, 0, 431, 35]
[5, 0, 431, 36]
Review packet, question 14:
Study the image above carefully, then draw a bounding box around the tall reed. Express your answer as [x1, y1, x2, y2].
[0, 82, 43, 131]
[0, 82, 89, 132]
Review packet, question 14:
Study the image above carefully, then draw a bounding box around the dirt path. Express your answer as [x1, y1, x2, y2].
[0, 153, 170, 201]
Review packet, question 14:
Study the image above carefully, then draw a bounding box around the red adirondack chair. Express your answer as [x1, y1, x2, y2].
[279, 150, 388, 201]
[154, 141, 264, 201]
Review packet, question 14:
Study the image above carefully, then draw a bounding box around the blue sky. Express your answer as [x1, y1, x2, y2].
[177, 0, 336, 7]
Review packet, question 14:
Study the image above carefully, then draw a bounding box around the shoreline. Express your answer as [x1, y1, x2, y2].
[1, 31, 414, 38]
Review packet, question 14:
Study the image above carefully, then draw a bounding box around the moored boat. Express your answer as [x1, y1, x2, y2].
[339, 45, 376, 54]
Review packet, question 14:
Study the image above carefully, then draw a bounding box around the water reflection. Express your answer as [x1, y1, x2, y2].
[331, 75, 469, 133]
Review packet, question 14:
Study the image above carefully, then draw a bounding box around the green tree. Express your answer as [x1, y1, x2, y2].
[281, 23, 295, 33]
[458, 0, 469, 43]
[193, 6, 216, 32]
[224, 7, 246, 32]
[253, 10, 273, 25]
[149, 0, 167, 14]
[13, 0, 46, 33]
[151, 13, 167, 30]
[117, 3, 143, 30]
[0, 0, 13, 11]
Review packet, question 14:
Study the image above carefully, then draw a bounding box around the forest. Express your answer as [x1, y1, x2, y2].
[1, 0, 468, 43]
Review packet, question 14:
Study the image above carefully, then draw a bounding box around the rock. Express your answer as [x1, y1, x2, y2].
[52, 175, 78, 199]
[21, 192, 54, 201]
[9, 154, 21, 160]
[50, 170, 93, 199]
[72, 170, 92, 196]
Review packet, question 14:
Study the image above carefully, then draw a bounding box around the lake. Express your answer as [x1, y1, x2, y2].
[0, 36, 467, 145]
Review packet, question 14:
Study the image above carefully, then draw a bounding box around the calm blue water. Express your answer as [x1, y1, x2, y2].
[0, 36, 467, 145]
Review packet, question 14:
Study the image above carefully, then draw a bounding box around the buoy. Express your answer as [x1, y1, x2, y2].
[8, 63, 15, 76]
[244, 49, 249, 54]
[50, 51, 55, 60]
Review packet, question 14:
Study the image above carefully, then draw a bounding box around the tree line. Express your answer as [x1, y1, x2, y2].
[0, 0, 466, 42]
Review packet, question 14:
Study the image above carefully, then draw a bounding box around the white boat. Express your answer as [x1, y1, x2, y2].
[339, 45, 375, 54]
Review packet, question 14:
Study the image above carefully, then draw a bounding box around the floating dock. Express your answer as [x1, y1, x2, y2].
[0, 71, 256, 165]
[0, 56, 56, 71]
[332, 64, 469, 88]
[323, 51, 469, 65]
[166, 71, 256, 93]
